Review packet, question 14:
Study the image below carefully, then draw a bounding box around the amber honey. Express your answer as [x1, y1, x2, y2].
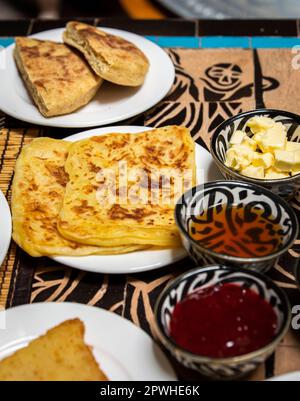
[189, 204, 284, 258]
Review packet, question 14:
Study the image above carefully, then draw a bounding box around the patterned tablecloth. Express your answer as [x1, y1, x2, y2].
[1, 18, 300, 380]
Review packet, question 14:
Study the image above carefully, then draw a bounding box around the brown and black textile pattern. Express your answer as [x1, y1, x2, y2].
[2, 48, 300, 380]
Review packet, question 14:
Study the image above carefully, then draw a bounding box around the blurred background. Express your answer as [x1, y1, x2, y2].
[0, 0, 299, 19]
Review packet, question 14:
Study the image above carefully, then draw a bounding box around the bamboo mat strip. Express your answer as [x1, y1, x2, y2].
[0, 127, 40, 306]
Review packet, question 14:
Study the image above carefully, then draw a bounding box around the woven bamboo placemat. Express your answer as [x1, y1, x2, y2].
[0, 125, 41, 306]
[1, 48, 300, 380]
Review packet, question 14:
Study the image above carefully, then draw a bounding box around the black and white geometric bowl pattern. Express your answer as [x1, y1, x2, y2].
[154, 265, 291, 380]
[175, 181, 298, 273]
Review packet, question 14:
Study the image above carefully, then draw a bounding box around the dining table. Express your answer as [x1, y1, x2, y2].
[0, 16, 300, 380]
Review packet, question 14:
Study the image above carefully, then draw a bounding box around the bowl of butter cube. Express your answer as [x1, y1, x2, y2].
[210, 109, 300, 198]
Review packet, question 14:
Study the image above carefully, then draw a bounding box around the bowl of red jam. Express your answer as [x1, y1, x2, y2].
[154, 265, 290, 380]
[175, 181, 298, 273]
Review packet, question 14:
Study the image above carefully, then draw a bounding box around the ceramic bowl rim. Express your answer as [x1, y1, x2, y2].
[175, 180, 299, 264]
[154, 264, 291, 365]
[210, 108, 300, 185]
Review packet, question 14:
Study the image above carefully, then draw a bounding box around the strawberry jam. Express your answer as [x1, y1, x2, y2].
[170, 283, 277, 358]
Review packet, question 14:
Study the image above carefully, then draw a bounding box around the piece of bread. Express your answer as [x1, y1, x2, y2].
[11, 137, 146, 257]
[14, 37, 102, 117]
[63, 21, 149, 86]
[57, 126, 196, 247]
[0, 319, 108, 381]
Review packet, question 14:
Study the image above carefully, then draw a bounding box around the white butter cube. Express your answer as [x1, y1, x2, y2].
[252, 132, 263, 144]
[241, 135, 257, 150]
[246, 116, 274, 134]
[229, 130, 246, 146]
[225, 148, 239, 170]
[256, 123, 286, 153]
[265, 167, 289, 179]
[252, 152, 274, 169]
[241, 165, 264, 179]
[286, 141, 300, 152]
[274, 150, 295, 171]
[293, 150, 300, 171]
[225, 146, 254, 171]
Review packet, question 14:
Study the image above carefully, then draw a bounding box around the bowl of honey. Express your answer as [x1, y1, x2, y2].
[154, 265, 291, 380]
[175, 181, 298, 273]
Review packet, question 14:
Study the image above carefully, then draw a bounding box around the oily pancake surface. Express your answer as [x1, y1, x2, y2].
[63, 21, 149, 86]
[0, 319, 108, 381]
[12, 138, 144, 256]
[57, 126, 196, 247]
[14, 37, 102, 117]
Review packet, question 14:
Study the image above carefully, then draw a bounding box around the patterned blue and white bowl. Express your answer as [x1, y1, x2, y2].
[154, 265, 291, 380]
[210, 109, 300, 199]
[175, 181, 298, 273]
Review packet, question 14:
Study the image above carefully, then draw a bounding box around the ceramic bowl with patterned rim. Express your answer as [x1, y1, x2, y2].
[154, 265, 291, 380]
[175, 181, 298, 273]
[210, 109, 300, 199]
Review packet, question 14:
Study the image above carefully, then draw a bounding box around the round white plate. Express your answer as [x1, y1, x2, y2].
[0, 28, 174, 128]
[267, 371, 300, 381]
[0, 190, 11, 266]
[0, 302, 176, 381]
[52, 125, 221, 274]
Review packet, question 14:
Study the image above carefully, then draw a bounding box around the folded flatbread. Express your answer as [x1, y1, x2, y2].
[14, 37, 102, 117]
[63, 21, 149, 86]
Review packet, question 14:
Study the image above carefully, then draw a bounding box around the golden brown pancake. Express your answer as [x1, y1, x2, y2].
[12, 137, 145, 256]
[57, 126, 196, 247]
[0, 319, 108, 381]
[14, 37, 102, 117]
[63, 21, 149, 86]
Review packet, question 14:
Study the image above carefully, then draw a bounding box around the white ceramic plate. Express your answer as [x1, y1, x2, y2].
[0, 28, 174, 128]
[0, 302, 176, 381]
[0, 190, 11, 266]
[267, 371, 300, 381]
[52, 125, 221, 274]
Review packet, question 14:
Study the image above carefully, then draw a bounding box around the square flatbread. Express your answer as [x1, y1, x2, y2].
[12, 138, 145, 256]
[14, 37, 102, 117]
[57, 126, 196, 247]
[63, 21, 149, 86]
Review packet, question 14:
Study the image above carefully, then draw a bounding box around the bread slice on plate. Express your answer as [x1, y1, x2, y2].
[11, 137, 146, 256]
[63, 21, 149, 86]
[0, 319, 108, 381]
[14, 37, 102, 117]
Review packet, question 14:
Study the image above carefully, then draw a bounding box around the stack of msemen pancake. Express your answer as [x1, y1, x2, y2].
[12, 126, 196, 257]
[14, 22, 150, 117]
